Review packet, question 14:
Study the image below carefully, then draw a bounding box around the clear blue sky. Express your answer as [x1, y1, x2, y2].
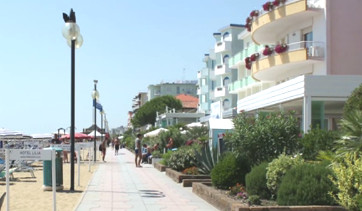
[0, 0, 265, 135]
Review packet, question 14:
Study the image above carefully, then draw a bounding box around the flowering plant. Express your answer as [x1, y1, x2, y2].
[263, 1, 274, 11]
[262, 45, 273, 56]
[250, 53, 260, 61]
[229, 183, 248, 200]
[246, 16, 252, 24]
[245, 57, 252, 70]
[250, 10, 259, 17]
[182, 166, 199, 175]
[275, 43, 288, 54]
[273, 0, 287, 6]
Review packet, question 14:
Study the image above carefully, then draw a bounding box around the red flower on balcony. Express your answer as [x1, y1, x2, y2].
[250, 53, 260, 61]
[262, 45, 273, 56]
[246, 25, 251, 32]
[275, 43, 288, 54]
[250, 10, 259, 17]
[246, 16, 252, 23]
[245, 62, 252, 70]
[273, 0, 280, 6]
[273, 0, 287, 6]
[263, 2, 274, 11]
[245, 57, 252, 70]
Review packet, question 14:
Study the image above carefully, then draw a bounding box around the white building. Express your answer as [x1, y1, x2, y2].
[228, 0, 362, 132]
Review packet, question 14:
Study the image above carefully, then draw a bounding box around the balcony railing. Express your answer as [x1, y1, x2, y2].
[258, 41, 324, 60]
[254, 0, 323, 18]
[214, 86, 229, 98]
[215, 40, 232, 53]
[229, 43, 263, 68]
[229, 76, 256, 93]
[215, 64, 230, 75]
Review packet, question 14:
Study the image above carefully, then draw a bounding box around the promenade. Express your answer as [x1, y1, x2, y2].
[75, 147, 218, 211]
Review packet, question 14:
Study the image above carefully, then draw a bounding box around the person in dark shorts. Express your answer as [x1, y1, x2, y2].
[114, 138, 120, 155]
[134, 134, 143, 167]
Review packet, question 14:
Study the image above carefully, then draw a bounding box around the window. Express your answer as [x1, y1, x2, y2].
[223, 55, 229, 65]
[223, 77, 230, 86]
[176, 87, 180, 94]
[223, 32, 231, 41]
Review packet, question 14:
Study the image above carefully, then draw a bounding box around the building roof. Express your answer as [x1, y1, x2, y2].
[175, 94, 198, 109]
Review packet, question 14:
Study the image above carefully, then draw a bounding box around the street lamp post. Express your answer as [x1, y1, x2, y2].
[62, 8, 83, 191]
[92, 80, 99, 162]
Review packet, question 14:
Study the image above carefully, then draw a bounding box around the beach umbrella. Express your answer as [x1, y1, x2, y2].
[87, 130, 103, 138]
[144, 128, 168, 138]
[60, 133, 91, 140]
[0, 128, 32, 140]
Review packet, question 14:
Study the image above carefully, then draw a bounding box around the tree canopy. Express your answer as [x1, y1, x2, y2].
[131, 95, 183, 127]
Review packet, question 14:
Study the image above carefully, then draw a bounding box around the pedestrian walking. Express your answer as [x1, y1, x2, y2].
[114, 138, 120, 155]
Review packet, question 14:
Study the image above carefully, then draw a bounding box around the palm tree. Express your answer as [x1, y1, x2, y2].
[335, 110, 362, 157]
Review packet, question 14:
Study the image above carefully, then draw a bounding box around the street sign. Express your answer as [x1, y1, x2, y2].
[9, 149, 52, 161]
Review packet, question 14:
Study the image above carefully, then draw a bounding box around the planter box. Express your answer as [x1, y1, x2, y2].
[151, 158, 162, 165]
[192, 183, 347, 211]
[154, 162, 166, 172]
[193, 182, 244, 211]
[183, 179, 211, 187]
[165, 168, 210, 183]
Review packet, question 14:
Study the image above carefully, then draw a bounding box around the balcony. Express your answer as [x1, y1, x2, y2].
[252, 41, 324, 81]
[251, 0, 323, 44]
[215, 40, 232, 53]
[229, 44, 263, 68]
[215, 64, 230, 76]
[197, 68, 209, 79]
[229, 76, 256, 94]
[214, 86, 229, 98]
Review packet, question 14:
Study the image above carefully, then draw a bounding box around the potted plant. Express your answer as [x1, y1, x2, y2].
[245, 57, 252, 70]
[263, 1, 274, 11]
[250, 10, 259, 17]
[262, 45, 273, 56]
[250, 53, 260, 62]
[275, 43, 288, 54]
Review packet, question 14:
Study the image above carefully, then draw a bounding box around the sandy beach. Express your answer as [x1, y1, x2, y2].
[0, 157, 99, 210]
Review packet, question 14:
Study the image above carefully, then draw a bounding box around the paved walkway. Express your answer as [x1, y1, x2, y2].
[75, 147, 218, 211]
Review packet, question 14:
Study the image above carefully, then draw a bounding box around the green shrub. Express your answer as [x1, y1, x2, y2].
[248, 195, 261, 205]
[211, 153, 250, 189]
[245, 162, 271, 199]
[329, 152, 362, 211]
[266, 153, 304, 198]
[160, 150, 173, 166]
[277, 162, 336, 205]
[168, 146, 198, 171]
[226, 112, 301, 166]
[343, 83, 362, 116]
[151, 150, 162, 159]
[300, 128, 339, 160]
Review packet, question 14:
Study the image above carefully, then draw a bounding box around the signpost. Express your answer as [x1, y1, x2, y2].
[52, 142, 94, 185]
[5, 149, 56, 211]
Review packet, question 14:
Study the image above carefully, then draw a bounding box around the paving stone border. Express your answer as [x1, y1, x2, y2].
[192, 182, 347, 211]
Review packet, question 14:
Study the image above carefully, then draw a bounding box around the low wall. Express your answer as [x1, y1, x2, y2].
[165, 168, 210, 183]
[192, 183, 347, 211]
[153, 162, 166, 172]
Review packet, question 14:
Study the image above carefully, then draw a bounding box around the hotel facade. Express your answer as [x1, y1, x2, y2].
[198, 0, 362, 132]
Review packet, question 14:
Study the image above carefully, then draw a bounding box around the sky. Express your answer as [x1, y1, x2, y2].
[0, 0, 266, 135]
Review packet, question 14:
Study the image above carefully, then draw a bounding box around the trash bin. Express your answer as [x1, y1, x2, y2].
[42, 147, 63, 191]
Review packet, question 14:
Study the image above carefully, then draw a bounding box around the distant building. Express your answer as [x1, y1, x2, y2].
[155, 94, 204, 128]
[148, 80, 198, 101]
